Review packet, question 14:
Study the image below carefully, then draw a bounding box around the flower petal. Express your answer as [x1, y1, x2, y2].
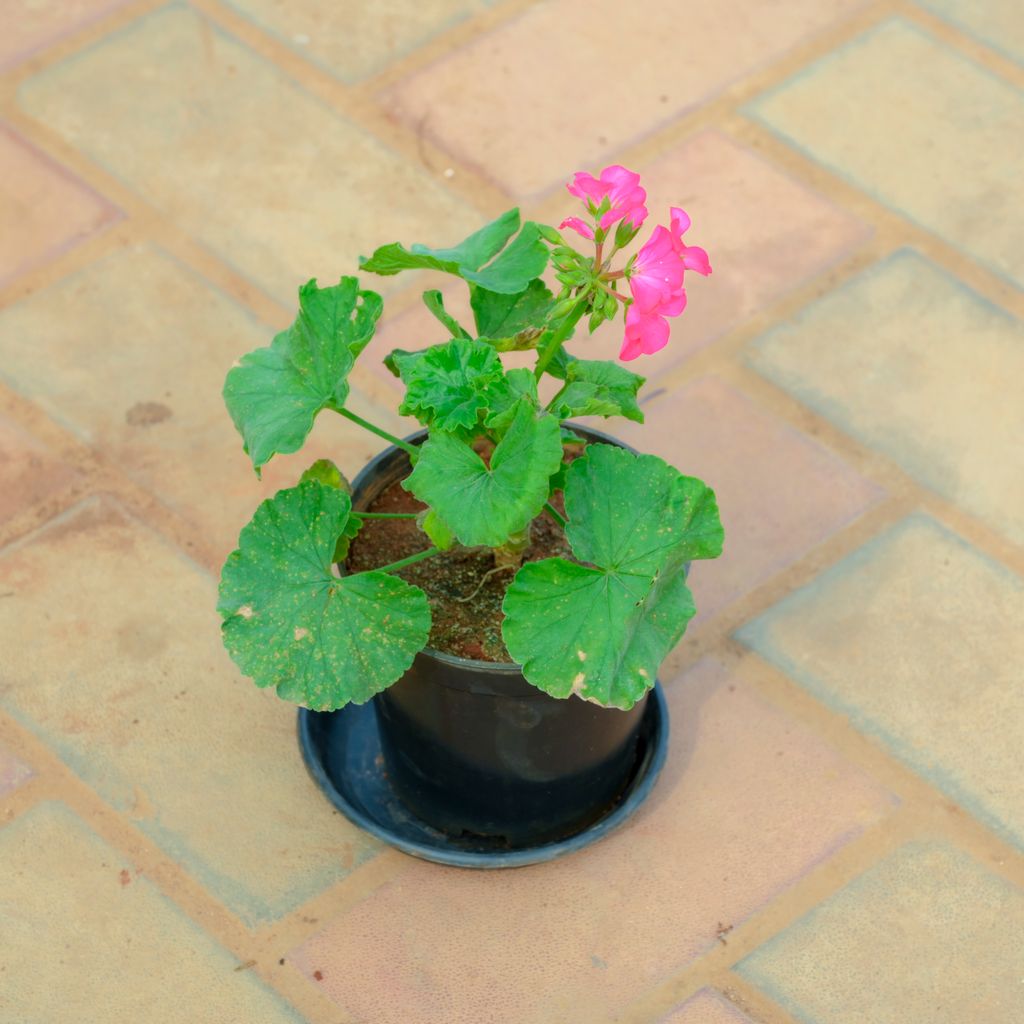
[680, 244, 711, 276]
[669, 207, 692, 236]
[559, 216, 595, 240]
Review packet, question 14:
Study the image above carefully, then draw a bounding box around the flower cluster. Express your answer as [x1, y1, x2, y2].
[559, 165, 711, 362]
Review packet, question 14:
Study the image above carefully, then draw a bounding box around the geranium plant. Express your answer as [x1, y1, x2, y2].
[218, 166, 724, 712]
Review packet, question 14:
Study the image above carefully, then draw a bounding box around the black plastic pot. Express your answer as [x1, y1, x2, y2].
[349, 425, 654, 849]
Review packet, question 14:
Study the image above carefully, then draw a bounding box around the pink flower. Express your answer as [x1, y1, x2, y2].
[558, 216, 595, 241]
[566, 165, 648, 232]
[620, 292, 687, 361]
[620, 207, 710, 362]
[627, 226, 686, 313]
[668, 207, 711, 276]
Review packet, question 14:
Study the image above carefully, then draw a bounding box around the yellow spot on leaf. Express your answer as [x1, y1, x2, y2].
[238, 605, 254, 619]
[571, 672, 586, 694]
[294, 627, 309, 641]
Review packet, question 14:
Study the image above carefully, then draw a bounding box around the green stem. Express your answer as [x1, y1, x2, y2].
[352, 512, 419, 520]
[373, 546, 440, 574]
[544, 384, 568, 414]
[544, 502, 567, 529]
[596, 280, 627, 303]
[337, 407, 419, 458]
[534, 296, 589, 381]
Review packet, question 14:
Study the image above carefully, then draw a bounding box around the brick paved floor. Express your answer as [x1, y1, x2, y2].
[1, 2, 1022, 1022]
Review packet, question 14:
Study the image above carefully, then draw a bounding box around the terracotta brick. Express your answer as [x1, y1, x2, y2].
[290, 657, 893, 1024]
[0, 744, 33, 796]
[0, 0, 127, 69]
[739, 515, 1024, 851]
[662, 989, 755, 1024]
[0, 243, 406, 566]
[384, 0, 868, 198]
[0, 802, 304, 1022]
[222, 0, 471, 82]
[0, 415, 82, 526]
[746, 19, 1024, 287]
[748, 250, 1024, 546]
[576, 131, 869, 377]
[739, 840, 1024, 1024]
[0, 125, 117, 287]
[18, 4, 478, 304]
[614, 376, 883, 625]
[0, 499, 380, 923]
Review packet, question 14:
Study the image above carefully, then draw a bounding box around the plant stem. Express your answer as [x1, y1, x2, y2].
[544, 502, 567, 529]
[373, 546, 440, 574]
[352, 512, 420, 520]
[544, 384, 568, 414]
[337, 407, 419, 458]
[596, 280, 627, 303]
[534, 296, 589, 381]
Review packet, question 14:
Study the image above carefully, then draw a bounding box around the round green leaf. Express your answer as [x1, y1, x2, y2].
[218, 480, 430, 710]
[502, 561, 695, 709]
[403, 400, 563, 547]
[502, 445, 723, 708]
[565, 445, 724, 574]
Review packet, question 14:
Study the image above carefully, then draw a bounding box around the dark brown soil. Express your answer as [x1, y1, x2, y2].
[346, 454, 580, 662]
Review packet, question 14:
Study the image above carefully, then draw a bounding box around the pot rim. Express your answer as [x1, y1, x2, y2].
[350, 420, 635, 675]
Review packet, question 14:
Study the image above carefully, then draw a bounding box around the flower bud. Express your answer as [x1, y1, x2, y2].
[614, 217, 642, 250]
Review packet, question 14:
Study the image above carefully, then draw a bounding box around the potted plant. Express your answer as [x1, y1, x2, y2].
[218, 165, 724, 860]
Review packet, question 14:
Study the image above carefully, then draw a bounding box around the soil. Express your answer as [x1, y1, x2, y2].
[346, 446, 584, 662]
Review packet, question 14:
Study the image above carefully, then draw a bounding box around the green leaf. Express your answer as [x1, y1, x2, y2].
[462, 222, 549, 294]
[422, 290, 470, 339]
[502, 444, 723, 708]
[471, 279, 554, 338]
[359, 210, 548, 295]
[333, 513, 363, 562]
[394, 338, 508, 434]
[419, 508, 456, 551]
[549, 359, 646, 424]
[218, 481, 430, 710]
[412, 208, 520, 269]
[360, 209, 519, 280]
[383, 347, 421, 378]
[484, 367, 539, 435]
[403, 400, 563, 547]
[503, 560, 695, 710]
[300, 458, 351, 493]
[224, 278, 382, 473]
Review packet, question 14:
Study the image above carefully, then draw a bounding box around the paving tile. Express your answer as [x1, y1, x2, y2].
[18, 3, 477, 304]
[223, 0, 470, 83]
[0, 499, 380, 923]
[748, 250, 1024, 546]
[739, 515, 1024, 851]
[662, 989, 755, 1024]
[0, 802, 304, 1022]
[383, 0, 867, 197]
[917, 0, 1024, 66]
[0, 242, 406, 565]
[574, 131, 869, 377]
[0, 0, 127, 69]
[0, 744, 33, 796]
[746, 18, 1024, 287]
[613, 376, 883, 625]
[0, 125, 117, 287]
[738, 839, 1024, 1024]
[0, 414, 82, 526]
[290, 657, 893, 1024]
